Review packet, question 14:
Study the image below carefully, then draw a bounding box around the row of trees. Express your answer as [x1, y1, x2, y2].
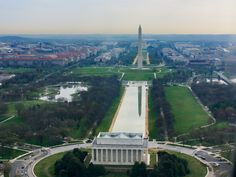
[192, 83, 236, 123]
[161, 70, 192, 84]
[149, 70, 193, 140]
[150, 79, 174, 140]
[129, 151, 189, 177]
[55, 148, 106, 177]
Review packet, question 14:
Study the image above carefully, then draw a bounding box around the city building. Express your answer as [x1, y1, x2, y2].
[91, 132, 149, 165]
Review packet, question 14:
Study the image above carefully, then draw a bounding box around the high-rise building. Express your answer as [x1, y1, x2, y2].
[137, 25, 143, 69]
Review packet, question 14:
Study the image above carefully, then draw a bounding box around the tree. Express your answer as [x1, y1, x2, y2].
[130, 162, 148, 177]
[55, 149, 106, 177]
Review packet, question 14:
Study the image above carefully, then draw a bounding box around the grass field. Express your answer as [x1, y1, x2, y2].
[34, 151, 128, 177]
[34, 152, 66, 177]
[35, 149, 91, 177]
[34, 149, 206, 177]
[70, 66, 171, 81]
[167, 150, 207, 177]
[71, 67, 121, 77]
[0, 147, 26, 160]
[121, 69, 154, 81]
[165, 86, 209, 135]
[95, 87, 125, 135]
[0, 100, 46, 123]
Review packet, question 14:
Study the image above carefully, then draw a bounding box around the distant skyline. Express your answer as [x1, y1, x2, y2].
[0, 0, 236, 34]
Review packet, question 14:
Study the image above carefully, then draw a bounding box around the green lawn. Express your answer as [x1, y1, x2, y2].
[34, 152, 66, 177]
[95, 87, 125, 135]
[35, 151, 128, 177]
[70, 66, 171, 81]
[35, 149, 91, 177]
[34, 149, 206, 177]
[121, 68, 154, 81]
[0, 100, 46, 123]
[34, 150, 128, 177]
[2, 116, 23, 125]
[71, 67, 121, 77]
[165, 86, 209, 135]
[0, 147, 26, 160]
[167, 151, 207, 177]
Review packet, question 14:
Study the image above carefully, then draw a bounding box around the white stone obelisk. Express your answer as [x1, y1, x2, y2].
[137, 25, 143, 69]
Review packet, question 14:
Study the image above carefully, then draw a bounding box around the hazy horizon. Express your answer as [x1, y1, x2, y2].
[0, 0, 236, 35]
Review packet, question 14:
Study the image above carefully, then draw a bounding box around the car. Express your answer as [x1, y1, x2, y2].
[219, 158, 226, 162]
[208, 152, 215, 156]
[199, 155, 206, 160]
[86, 139, 92, 143]
[212, 162, 220, 167]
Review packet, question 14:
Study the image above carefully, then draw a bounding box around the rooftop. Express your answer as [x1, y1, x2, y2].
[98, 132, 143, 139]
[93, 132, 148, 148]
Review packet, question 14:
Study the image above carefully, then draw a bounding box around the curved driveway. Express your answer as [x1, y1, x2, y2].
[10, 141, 232, 177]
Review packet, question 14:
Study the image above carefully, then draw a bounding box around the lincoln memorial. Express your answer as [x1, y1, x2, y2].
[91, 132, 149, 165]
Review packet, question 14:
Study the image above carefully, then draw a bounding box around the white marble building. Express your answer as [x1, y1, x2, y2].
[92, 132, 149, 165]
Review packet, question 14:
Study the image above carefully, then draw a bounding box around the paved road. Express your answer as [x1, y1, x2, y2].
[10, 143, 91, 177]
[149, 141, 216, 177]
[10, 141, 233, 177]
[194, 150, 232, 177]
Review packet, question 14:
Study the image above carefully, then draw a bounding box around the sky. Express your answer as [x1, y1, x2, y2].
[0, 0, 236, 34]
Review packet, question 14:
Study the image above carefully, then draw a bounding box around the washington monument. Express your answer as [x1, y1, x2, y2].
[137, 25, 143, 69]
